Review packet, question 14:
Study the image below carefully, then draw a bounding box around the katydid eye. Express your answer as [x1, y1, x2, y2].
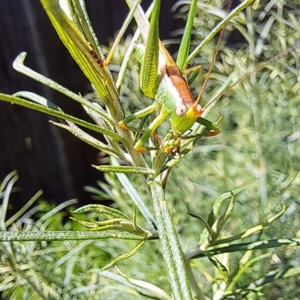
[176, 104, 186, 117]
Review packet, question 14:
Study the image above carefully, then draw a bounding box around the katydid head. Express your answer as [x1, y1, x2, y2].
[170, 102, 202, 134]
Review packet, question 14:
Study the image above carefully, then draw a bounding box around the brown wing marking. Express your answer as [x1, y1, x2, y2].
[165, 65, 194, 106]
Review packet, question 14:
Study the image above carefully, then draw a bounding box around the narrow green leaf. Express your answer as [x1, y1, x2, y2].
[211, 193, 235, 238]
[186, 238, 300, 260]
[0, 172, 19, 230]
[212, 205, 287, 246]
[126, 0, 152, 42]
[111, 157, 157, 231]
[208, 188, 244, 226]
[74, 204, 132, 220]
[105, 0, 141, 67]
[82, 104, 128, 162]
[83, 186, 112, 200]
[253, 267, 300, 289]
[15, 92, 124, 160]
[0, 93, 123, 141]
[176, 0, 197, 71]
[13, 52, 112, 124]
[132, 205, 138, 231]
[208, 257, 229, 282]
[0, 230, 146, 242]
[40, 0, 124, 120]
[187, 0, 255, 67]
[14, 91, 62, 111]
[66, 0, 104, 60]
[149, 180, 193, 300]
[91, 218, 130, 227]
[52, 240, 93, 269]
[227, 253, 271, 291]
[93, 165, 155, 175]
[69, 217, 98, 228]
[100, 240, 146, 271]
[0, 170, 18, 194]
[51, 121, 126, 160]
[90, 223, 147, 237]
[266, 205, 287, 224]
[103, 269, 172, 300]
[5, 190, 43, 227]
[72, 211, 151, 238]
[225, 265, 300, 298]
[188, 212, 214, 239]
[116, 4, 152, 91]
[187, 65, 203, 86]
[36, 199, 78, 225]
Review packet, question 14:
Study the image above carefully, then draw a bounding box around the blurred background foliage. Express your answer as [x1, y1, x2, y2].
[1, 0, 300, 299]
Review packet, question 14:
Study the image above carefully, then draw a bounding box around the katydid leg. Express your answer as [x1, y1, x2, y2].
[118, 100, 163, 150]
[134, 106, 170, 152]
[197, 116, 222, 135]
[179, 116, 222, 140]
[118, 100, 161, 129]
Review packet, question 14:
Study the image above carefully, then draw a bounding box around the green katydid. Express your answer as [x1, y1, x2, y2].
[115, 0, 254, 153]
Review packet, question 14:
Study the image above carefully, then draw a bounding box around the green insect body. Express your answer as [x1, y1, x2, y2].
[119, 0, 225, 153]
[156, 65, 203, 135]
[119, 41, 208, 153]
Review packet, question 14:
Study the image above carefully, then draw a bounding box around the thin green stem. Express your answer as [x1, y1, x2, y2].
[185, 238, 300, 260]
[187, 0, 254, 68]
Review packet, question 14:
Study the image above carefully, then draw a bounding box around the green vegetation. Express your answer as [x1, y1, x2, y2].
[0, 0, 299, 299]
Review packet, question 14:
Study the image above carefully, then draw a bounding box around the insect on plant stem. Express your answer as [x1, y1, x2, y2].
[96, 0, 258, 157]
[117, 0, 252, 154]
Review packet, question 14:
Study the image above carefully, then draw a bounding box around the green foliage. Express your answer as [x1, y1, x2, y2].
[0, 0, 300, 299]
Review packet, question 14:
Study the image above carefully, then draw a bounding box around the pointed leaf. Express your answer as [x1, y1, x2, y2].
[51, 121, 125, 160]
[69, 217, 98, 228]
[101, 270, 172, 300]
[100, 240, 146, 271]
[40, 0, 124, 120]
[188, 212, 214, 239]
[208, 188, 244, 226]
[0, 230, 146, 242]
[93, 165, 155, 175]
[211, 193, 235, 237]
[13, 52, 112, 123]
[212, 206, 287, 246]
[208, 256, 229, 282]
[149, 180, 193, 300]
[176, 0, 197, 71]
[74, 204, 132, 220]
[0, 93, 122, 140]
[112, 157, 156, 230]
[187, 0, 255, 66]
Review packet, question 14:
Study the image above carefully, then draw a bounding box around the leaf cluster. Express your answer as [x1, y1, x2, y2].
[0, 0, 300, 299]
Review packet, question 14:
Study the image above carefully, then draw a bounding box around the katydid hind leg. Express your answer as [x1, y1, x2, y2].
[179, 116, 222, 140]
[195, 116, 222, 137]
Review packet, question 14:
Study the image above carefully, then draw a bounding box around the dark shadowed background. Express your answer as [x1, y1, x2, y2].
[0, 0, 178, 213]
